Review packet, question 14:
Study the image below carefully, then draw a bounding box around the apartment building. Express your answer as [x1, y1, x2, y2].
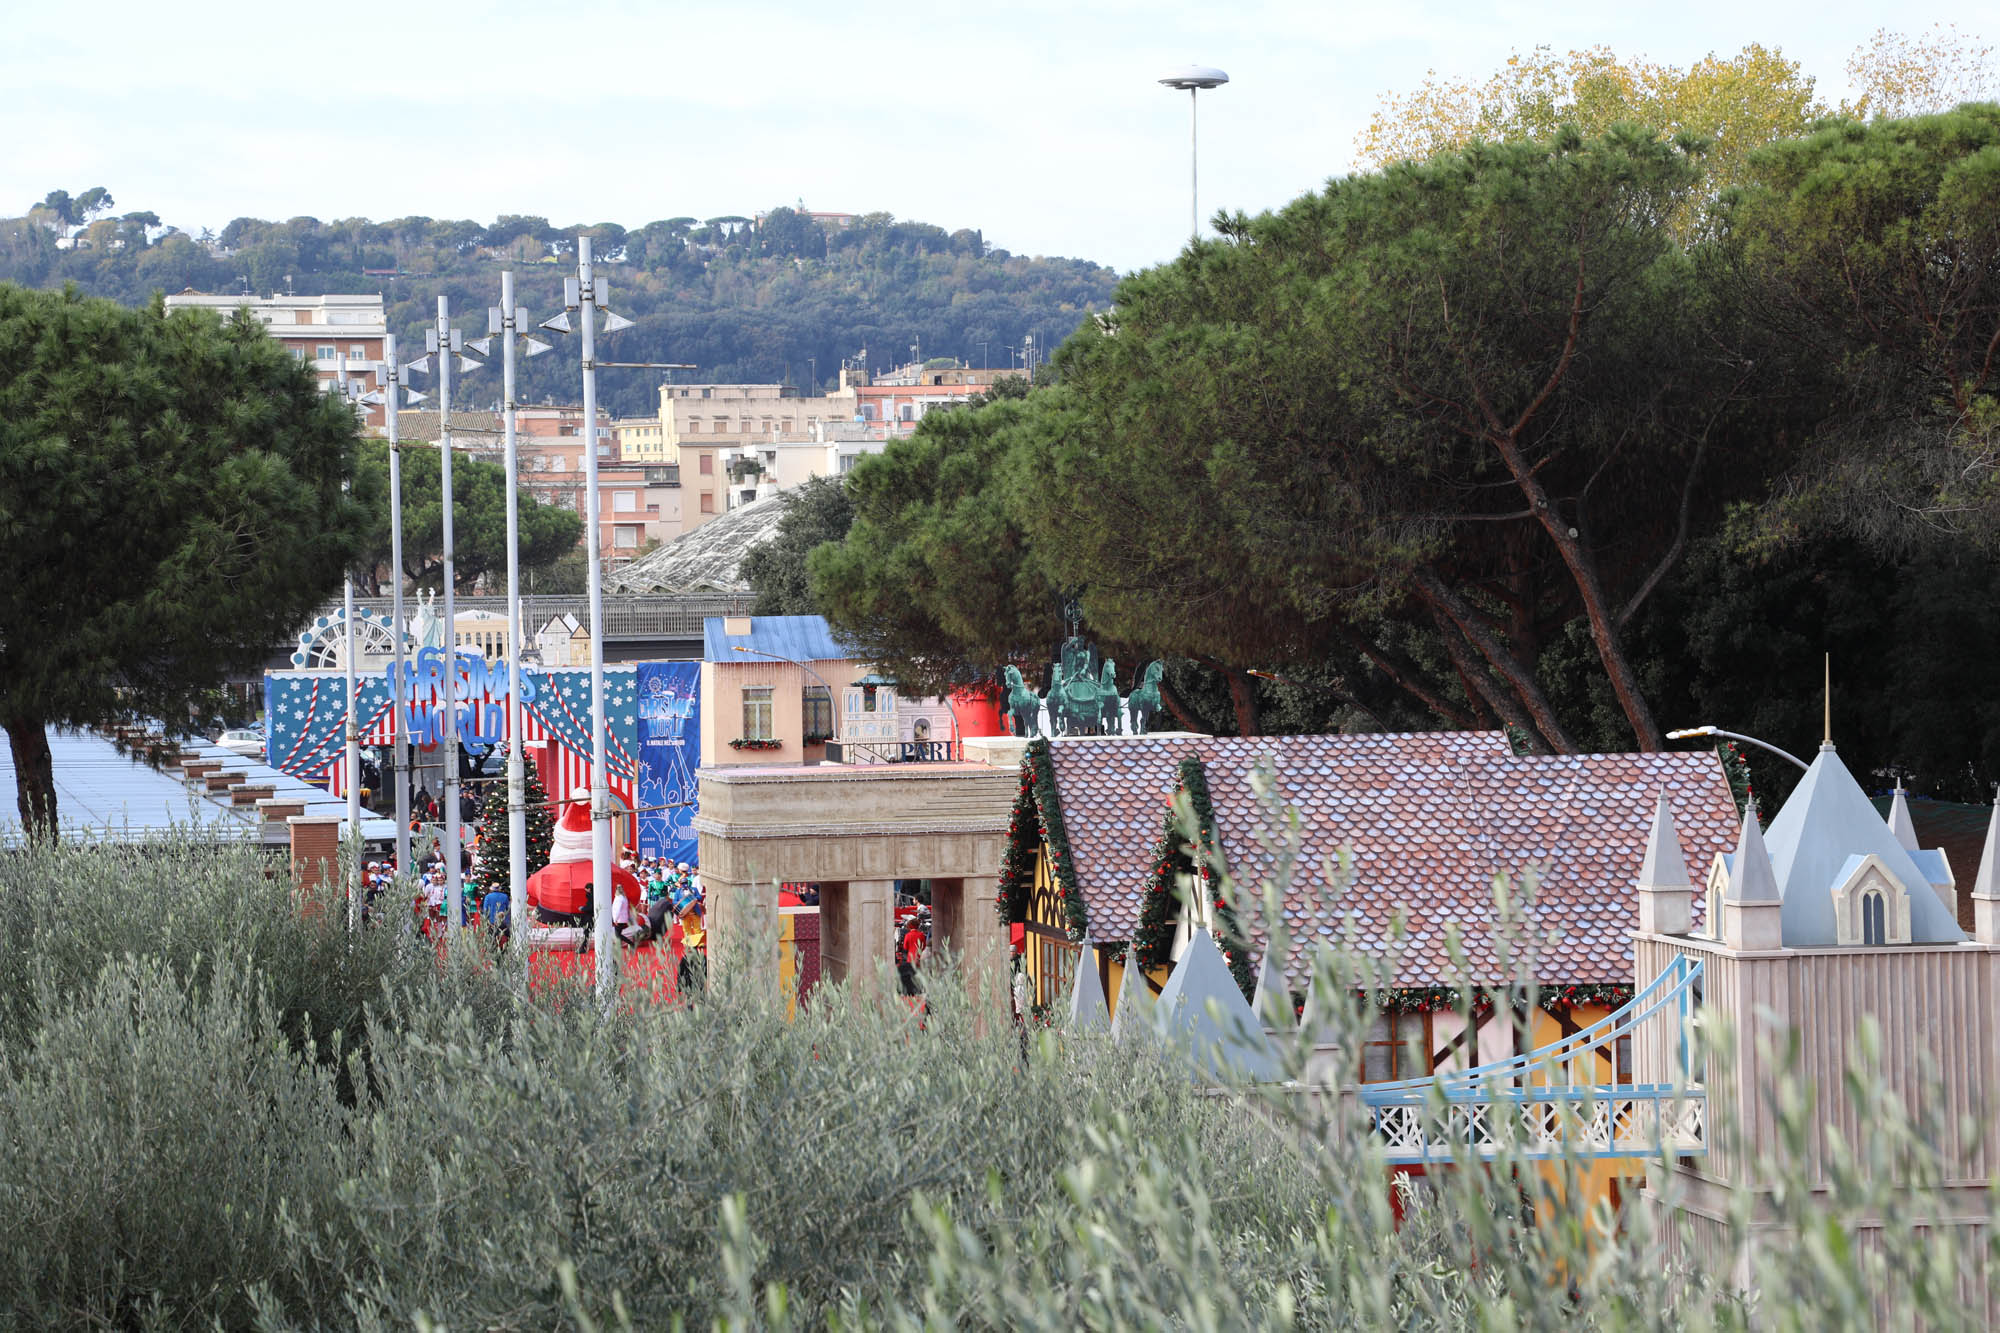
[162, 291, 389, 426]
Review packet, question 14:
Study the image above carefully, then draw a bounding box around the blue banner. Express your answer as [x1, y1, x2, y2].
[636, 661, 701, 864]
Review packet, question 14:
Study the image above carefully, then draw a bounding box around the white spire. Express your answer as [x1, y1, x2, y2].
[1886, 782, 1920, 852]
[1066, 942, 1111, 1033]
[1973, 792, 2000, 901]
[1638, 789, 1692, 889]
[1727, 805, 1781, 903]
[1252, 951, 1295, 1030]
[1109, 949, 1156, 1041]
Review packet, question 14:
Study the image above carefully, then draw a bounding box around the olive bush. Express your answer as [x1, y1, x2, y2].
[1, 785, 1994, 1330]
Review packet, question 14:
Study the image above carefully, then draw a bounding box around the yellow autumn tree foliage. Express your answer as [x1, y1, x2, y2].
[1356, 43, 1825, 202]
[1844, 24, 1996, 119]
[1358, 31, 1996, 215]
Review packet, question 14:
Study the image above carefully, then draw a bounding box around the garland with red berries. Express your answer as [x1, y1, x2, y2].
[993, 739, 1091, 942]
[1125, 757, 1255, 1001]
[1369, 982, 1630, 1016]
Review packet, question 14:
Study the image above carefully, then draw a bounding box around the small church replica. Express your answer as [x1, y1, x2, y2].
[1632, 727, 2000, 1307]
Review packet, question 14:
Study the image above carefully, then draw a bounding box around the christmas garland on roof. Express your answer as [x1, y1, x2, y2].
[993, 739, 1091, 942]
[1127, 757, 1254, 1001]
[1369, 981, 1632, 1017]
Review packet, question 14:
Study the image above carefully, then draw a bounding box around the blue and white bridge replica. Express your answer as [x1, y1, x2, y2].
[1355, 953, 1704, 1163]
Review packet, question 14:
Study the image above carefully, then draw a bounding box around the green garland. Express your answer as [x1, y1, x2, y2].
[992, 738, 1091, 942]
[995, 764, 1038, 924]
[1125, 758, 1255, 1001]
[1369, 982, 1632, 1017]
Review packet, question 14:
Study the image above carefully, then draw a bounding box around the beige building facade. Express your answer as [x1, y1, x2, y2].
[163, 291, 389, 426]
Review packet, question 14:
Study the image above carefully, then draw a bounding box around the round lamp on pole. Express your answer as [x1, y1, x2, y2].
[1157, 63, 1229, 243]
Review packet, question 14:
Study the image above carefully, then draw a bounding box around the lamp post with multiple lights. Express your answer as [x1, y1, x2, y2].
[404, 300, 483, 949]
[1157, 63, 1229, 243]
[468, 272, 553, 972]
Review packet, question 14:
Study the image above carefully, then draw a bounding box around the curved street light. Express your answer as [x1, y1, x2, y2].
[1666, 725, 1809, 773]
[1157, 63, 1229, 243]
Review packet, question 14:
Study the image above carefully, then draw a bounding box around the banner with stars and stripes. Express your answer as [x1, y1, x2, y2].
[263, 664, 643, 824]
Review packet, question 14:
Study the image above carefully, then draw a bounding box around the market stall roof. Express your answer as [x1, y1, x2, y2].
[1, 728, 261, 847]
[2, 729, 392, 848]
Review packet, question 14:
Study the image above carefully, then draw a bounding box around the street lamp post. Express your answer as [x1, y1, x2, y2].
[336, 354, 362, 928]
[1157, 64, 1230, 243]
[469, 273, 552, 975]
[360, 336, 424, 880]
[1666, 725, 1810, 773]
[406, 299, 484, 949]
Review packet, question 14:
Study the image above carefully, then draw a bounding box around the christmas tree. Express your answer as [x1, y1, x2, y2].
[466, 743, 555, 900]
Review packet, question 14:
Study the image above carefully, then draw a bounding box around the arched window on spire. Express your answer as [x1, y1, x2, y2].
[1862, 888, 1887, 947]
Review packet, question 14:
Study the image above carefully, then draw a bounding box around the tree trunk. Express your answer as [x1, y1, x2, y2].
[1221, 665, 1262, 737]
[1157, 678, 1211, 734]
[1413, 570, 1579, 753]
[5, 714, 57, 839]
[1427, 610, 1547, 753]
[1341, 628, 1475, 729]
[1487, 432, 1665, 749]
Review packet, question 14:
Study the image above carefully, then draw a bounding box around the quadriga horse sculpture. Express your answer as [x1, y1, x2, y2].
[1002, 665, 1041, 737]
[1127, 661, 1164, 735]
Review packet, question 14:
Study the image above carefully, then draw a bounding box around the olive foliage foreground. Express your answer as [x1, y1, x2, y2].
[0, 794, 1991, 1330]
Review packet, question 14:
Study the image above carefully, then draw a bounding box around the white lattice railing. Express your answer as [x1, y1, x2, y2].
[1359, 956, 1706, 1163]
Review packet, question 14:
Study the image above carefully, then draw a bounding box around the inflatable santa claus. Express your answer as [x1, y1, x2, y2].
[526, 788, 643, 922]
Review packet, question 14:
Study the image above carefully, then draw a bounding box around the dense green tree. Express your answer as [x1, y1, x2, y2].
[811, 395, 1064, 696]
[354, 440, 582, 594]
[0, 287, 367, 835]
[741, 475, 855, 614]
[1719, 104, 2000, 552]
[1015, 125, 1771, 746]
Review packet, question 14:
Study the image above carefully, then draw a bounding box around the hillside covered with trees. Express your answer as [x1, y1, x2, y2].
[0, 201, 1117, 417]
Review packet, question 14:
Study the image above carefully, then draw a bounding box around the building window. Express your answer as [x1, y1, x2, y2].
[349, 344, 367, 358]
[741, 686, 773, 741]
[699, 454, 713, 475]
[802, 685, 833, 740]
[838, 454, 857, 474]
[613, 490, 636, 513]
[613, 526, 638, 549]
[315, 344, 336, 360]
[700, 493, 714, 513]
[1862, 888, 1887, 946]
[1361, 1009, 1431, 1082]
[686, 421, 699, 433]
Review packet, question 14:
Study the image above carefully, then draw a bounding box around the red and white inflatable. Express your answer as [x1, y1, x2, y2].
[526, 788, 643, 918]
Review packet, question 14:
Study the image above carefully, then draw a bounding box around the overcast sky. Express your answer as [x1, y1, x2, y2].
[4, 0, 1992, 275]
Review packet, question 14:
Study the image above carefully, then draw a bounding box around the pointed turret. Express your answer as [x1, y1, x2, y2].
[1636, 789, 1694, 937]
[1886, 782, 1920, 852]
[1721, 805, 1785, 952]
[1972, 792, 2000, 945]
[1109, 948, 1156, 1042]
[1066, 941, 1110, 1033]
[1153, 930, 1280, 1083]
[1251, 951, 1295, 1031]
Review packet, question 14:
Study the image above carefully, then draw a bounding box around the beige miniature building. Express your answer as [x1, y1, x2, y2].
[1634, 739, 2000, 1311]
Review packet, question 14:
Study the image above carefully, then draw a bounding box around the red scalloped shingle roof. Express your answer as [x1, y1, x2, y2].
[1042, 732, 1736, 987]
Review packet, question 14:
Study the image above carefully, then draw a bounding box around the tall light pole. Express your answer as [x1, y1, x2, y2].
[407, 298, 483, 949]
[470, 272, 553, 974]
[361, 336, 425, 880]
[336, 353, 363, 928]
[543, 237, 631, 996]
[1157, 64, 1229, 243]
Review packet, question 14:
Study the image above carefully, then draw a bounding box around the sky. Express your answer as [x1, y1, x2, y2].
[3, 0, 1993, 276]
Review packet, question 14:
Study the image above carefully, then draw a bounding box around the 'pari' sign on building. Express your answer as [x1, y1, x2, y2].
[261, 651, 702, 863]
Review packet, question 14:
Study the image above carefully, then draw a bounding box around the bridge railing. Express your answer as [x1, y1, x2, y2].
[1352, 955, 1706, 1163]
[320, 593, 755, 640]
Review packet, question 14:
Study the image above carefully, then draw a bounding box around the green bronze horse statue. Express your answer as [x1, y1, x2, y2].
[1003, 664, 1041, 737]
[1127, 661, 1164, 734]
